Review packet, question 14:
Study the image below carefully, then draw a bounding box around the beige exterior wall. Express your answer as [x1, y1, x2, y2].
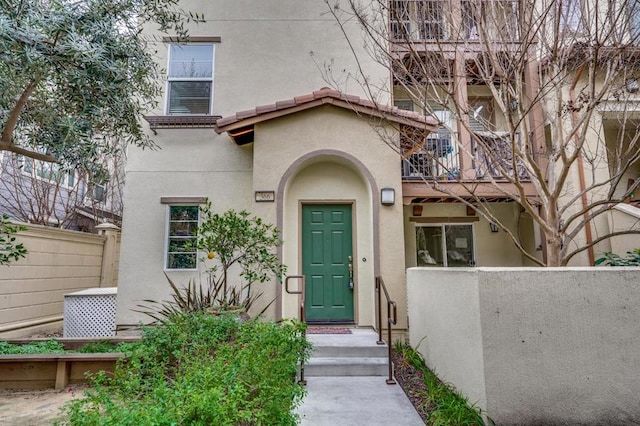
[608, 204, 640, 255]
[0, 224, 120, 337]
[117, 1, 392, 326]
[403, 202, 540, 268]
[254, 107, 406, 329]
[408, 267, 640, 425]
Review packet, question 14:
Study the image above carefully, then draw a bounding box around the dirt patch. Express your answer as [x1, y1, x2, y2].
[0, 386, 86, 425]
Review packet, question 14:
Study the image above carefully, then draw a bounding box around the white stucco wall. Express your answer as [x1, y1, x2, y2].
[408, 267, 640, 425]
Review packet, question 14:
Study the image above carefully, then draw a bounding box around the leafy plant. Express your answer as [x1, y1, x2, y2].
[594, 248, 640, 266]
[139, 204, 286, 321]
[0, 0, 204, 174]
[194, 202, 286, 301]
[138, 273, 271, 322]
[60, 312, 311, 425]
[394, 342, 492, 425]
[0, 339, 64, 354]
[0, 214, 27, 265]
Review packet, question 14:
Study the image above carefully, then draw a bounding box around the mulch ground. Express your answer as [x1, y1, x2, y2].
[391, 347, 432, 422]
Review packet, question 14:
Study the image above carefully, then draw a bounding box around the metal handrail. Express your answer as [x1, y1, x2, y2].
[285, 275, 307, 385]
[375, 276, 397, 385]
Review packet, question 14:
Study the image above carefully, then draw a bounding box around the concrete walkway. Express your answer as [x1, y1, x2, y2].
[295, 376, 424, 425]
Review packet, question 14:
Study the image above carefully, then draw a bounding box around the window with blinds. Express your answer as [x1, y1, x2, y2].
[166, 44, 214, 115]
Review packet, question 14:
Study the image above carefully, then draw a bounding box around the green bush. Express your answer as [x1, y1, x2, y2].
[60, 312, 310, 425]
[0, 339, 65, 354]
[395, 342, 491, 425]
[0, 339, 133, 355]
[595, 248, 640, 266]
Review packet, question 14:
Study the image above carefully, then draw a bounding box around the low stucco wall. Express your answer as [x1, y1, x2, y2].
[407, 267, 640, 425]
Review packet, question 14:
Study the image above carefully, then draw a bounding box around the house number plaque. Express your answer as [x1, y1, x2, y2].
[255, 191, 275, 202]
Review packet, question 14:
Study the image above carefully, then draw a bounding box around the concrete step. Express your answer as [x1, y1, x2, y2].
[305, 357, 389, 377]
[311, 344, 388, 358]
[303, 328, 391, 377]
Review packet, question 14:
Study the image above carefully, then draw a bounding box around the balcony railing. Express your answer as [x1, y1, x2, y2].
[401, 130, 459, 180]
[472, 132, 529, 180]
[391, 0, 520, 43]
[401, 131, 529, 181]
[461, 0, 520, 41]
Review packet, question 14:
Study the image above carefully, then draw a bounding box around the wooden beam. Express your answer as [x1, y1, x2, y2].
[409, 216, 480, 223]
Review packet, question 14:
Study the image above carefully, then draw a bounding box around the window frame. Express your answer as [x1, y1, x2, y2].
[415, 223, 476, 267]
[164, 204, 200, 271]
[164, 43, 215, 116]
[21, 156, 77, 189]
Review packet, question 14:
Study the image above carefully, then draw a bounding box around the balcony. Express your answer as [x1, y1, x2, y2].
[402, 130, 459, 180]
[461, 0, 520, 42]
[401, 131, 528, 181]
[472, 132, 529, 180]
[390, 0, 520, 45]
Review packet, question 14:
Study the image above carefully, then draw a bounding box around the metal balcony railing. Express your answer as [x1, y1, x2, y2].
[460, 0, 520, 41]
[401, 130, 459, 180]
[472, 132, 529, 180]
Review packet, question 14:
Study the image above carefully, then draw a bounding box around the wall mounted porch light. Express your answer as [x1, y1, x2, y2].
[381, 188, 395, 206]
[489, 222, 499, 233]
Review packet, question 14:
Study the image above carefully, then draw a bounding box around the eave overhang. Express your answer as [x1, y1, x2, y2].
[214, 87, 439, 145]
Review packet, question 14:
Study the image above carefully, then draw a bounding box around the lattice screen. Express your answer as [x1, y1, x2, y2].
[63, 289, 117, 337]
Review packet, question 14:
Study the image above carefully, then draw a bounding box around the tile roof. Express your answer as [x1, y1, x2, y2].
[214, 87, 439, 133]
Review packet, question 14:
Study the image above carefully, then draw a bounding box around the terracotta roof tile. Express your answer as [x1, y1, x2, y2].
[214, 88, 438, 134]
[275, 99, 296, 109]
[236, 109, 257, 120]
[255, 104, 278, 114]
[294, 94, 315, 104]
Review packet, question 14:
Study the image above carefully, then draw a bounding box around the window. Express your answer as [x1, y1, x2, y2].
[416, 224, 475, 267]
[166, 205, 199, 270]
[394, 99, 414, 111]
[21, 157, 75, 188]
[91, 184, 106, 202]
[166, 44, 214, 115]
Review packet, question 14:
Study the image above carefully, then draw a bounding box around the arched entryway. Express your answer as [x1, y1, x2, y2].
[277, 151, 379, 326]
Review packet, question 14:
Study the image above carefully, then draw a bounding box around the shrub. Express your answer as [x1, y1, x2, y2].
[394, 342, 491, 425]
[595, 248, 640, 266]
[0, 339, 64, 354]
[60, 312, 310, 425]
[0, 214, 27, 265]
[138, 204, 286, 321]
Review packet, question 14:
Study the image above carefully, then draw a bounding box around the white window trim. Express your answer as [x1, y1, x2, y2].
[164, 204, 199, 271]
[164, 44, 216, 116]
[415, 223, 476, 267]
[21, 157, 77, 189]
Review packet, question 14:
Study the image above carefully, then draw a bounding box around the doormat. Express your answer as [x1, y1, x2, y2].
[306, 327, 352, 334]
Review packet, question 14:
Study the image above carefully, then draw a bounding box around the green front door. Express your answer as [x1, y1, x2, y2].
[302, 204, 354, 323]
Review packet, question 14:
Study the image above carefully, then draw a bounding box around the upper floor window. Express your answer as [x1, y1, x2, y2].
[166, 44, 214, 115]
